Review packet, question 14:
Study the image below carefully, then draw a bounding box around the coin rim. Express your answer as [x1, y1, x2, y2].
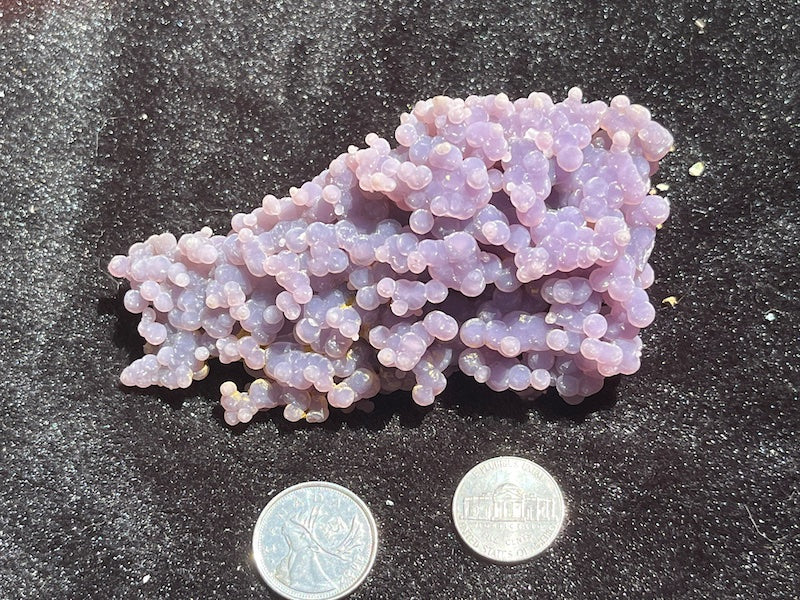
[451, 456, 565, 564]
[252, 481, 379, 600]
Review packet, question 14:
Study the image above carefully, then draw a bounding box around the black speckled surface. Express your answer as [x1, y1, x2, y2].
[1, 1, 798, 598]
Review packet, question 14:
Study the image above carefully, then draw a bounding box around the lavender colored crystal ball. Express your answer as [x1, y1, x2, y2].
[109, 89, 673, 425]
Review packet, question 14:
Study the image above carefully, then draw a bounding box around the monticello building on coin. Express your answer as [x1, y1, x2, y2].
[462, 484, 558, 522]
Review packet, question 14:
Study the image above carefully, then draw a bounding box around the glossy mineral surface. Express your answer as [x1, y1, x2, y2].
[109, 89, 672, 424]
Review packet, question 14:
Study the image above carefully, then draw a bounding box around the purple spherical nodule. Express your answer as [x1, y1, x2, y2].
[109, 90, 672, 424]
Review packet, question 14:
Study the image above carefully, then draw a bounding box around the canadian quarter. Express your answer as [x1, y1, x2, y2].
[252, 481, 378, 600]
[452, 456, 565, 563]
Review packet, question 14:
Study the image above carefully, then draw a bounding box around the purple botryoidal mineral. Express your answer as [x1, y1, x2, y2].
[109, 89, 673, 424]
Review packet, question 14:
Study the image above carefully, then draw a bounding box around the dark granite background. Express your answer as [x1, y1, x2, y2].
[0, 1, 797, 598]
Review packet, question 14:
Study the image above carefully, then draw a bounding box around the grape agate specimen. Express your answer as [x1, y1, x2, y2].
[109, 89, 673, 425]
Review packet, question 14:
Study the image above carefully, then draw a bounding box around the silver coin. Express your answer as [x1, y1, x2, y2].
[252, 482, 378, 600]
[452, 456, 565, 563]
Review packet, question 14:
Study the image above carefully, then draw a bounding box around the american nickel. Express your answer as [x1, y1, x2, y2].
[253, 482, 378, 600]
[452, 456, 565, 563]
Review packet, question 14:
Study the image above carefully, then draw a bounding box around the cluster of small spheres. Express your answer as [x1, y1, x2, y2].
[109, 89, 673, 424]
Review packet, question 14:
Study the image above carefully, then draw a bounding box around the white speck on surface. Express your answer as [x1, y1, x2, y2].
[689, 161, 705, 177]
[695, 18, 707, 32]
[656, 183, 670, 191]
[765, 311, 777, 322]
[139, 113, 148, 120]
[385, 499, 395, 506]
[141, 575, 151, 584]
